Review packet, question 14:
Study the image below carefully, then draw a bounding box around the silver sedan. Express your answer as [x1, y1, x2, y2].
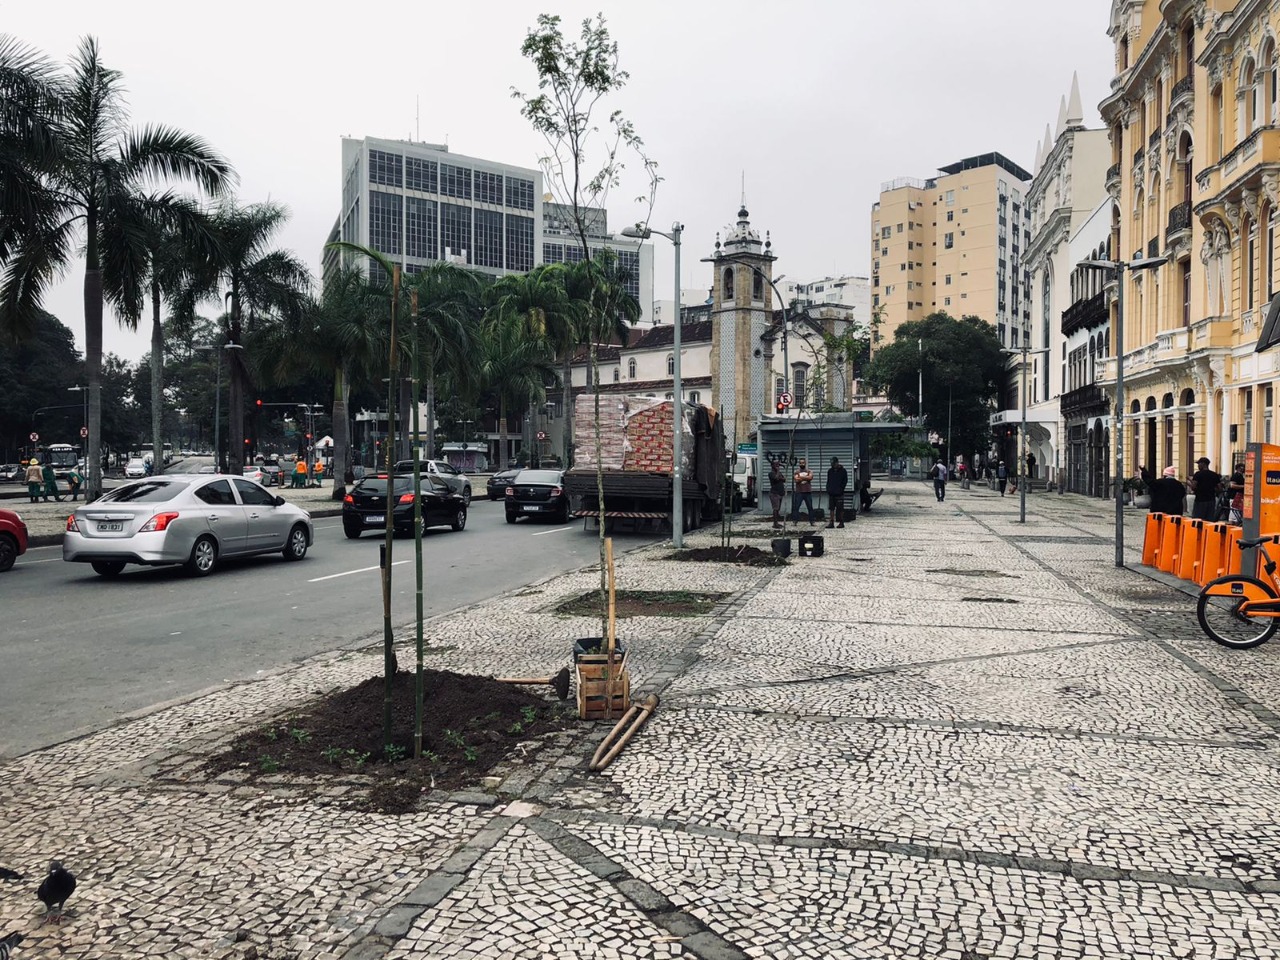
[63, 474, 314, 577]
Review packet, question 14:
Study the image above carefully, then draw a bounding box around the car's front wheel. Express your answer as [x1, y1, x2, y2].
[452, 508, 467, 531]
[283, 524, 309, 561]
[0, 534, 16, 572]
[91, 560, 126, 578]
[185, 536, 217, 577]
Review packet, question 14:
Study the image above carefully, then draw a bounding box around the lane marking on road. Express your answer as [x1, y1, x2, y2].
[308, 559, 410, 582]
[530, 527, 571, 537]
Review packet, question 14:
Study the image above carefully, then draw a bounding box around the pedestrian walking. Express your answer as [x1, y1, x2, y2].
[826, 456, 848, 529]
[67, 465, 83, 501]
[41, 461, 63, 502]
[1227, 463, 1246, 525]
[768, 460, 786, 528]
[1188, 457, 1222, 521]
[1147, 466, 1186, 516]
[996, 461, 1008, 496]
[930, 459, 948, 502]
[791, 459, 815, 523]
[1026, 452, 1037, 482]
[25, 458, 43, 503]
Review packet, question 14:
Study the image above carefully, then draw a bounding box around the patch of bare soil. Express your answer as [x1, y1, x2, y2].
[670, 545, 789, 567]
[206, 669, 575, 812]
[555, 589, 728, 617]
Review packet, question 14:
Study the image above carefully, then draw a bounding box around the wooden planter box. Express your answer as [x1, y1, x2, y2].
[573, 638, 630, 721]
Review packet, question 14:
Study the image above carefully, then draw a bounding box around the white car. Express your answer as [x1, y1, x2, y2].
[393, 459, 472, 504]
[124, 458, 147, 479]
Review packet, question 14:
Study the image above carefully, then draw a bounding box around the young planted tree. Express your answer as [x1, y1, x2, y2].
[515, 13, 659, 640]
[0, 36, 233, 499]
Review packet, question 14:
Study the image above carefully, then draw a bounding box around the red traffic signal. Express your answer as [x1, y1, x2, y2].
[244, 439, 251, 445]
[255, 399, 263, 408]
[305, 433, 312, 440]
[775, 401, 785, 414]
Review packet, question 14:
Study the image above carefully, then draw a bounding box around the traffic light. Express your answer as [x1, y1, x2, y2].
[255, 399, 263, 409]
[776, 400, 785, 414]
[305, 433, 312, 441]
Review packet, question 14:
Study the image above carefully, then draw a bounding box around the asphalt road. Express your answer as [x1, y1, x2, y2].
[1, 497, 655, 758]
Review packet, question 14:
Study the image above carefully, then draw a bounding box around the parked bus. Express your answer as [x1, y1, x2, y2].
[45, 443, 80, 480]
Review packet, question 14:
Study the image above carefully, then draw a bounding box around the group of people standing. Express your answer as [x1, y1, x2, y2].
[22, 458, 82, 503]
[1142, 457, 1244, 523]
[766, 456, 878, 529]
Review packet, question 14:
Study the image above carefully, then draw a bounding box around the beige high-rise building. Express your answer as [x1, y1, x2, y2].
[871, 153, 1034, 351]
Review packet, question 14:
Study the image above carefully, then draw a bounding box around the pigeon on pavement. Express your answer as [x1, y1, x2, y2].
[37, 861, 76, 924]
[0, 868, 22, 882]
[0, 932, 24, 959]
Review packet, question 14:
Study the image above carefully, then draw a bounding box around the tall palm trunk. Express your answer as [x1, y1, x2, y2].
[229, 287, 244, 474]
[497, 397, 509, 470]
[150, 278, 164, 477]
[562, 352, 572, 466]
[424, 370, 436, 460]
[331, 365, 349, 501]
[399, 377, 413, 460]
[84, 208, 104, 502]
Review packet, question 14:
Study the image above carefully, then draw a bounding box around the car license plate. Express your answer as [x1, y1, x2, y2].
[522, 505, 539, 512]
[364, 515, 381, 525]
[98, 521, 123, 533]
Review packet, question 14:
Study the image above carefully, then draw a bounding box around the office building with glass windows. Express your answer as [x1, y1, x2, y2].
[329, 136, 544, 284]
[541, 202, 653, 326]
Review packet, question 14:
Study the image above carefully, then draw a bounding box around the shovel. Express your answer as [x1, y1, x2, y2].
[495, 667, 572, 701]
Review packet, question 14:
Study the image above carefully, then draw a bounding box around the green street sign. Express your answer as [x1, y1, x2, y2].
[737, 443, 757, 454]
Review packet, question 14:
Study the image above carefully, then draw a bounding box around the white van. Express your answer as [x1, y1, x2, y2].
[732, 454, 758, 506]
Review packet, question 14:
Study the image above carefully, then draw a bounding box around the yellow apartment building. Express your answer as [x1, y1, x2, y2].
[1102, 0, 1280, 480]
[871, 153, 1033, 352]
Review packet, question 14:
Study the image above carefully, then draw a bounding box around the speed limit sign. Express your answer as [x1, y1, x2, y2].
[537, 431, 547, 440]
[778, 392, 793, 408]
[29, 431, 38, 442]
[80, 426, 89, 438]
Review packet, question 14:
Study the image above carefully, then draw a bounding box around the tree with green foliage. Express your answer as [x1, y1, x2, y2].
[476, 311, 558, 471]
[0, 36, 234, 499]
[865, 311, 1005, 465]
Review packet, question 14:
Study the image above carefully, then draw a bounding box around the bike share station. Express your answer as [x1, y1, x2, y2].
[1143, 441, 1280, 648]
[754, 412, 906, 556]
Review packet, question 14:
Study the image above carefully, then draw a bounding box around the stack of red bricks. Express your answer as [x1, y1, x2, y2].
[623, 401, 675, 473]
[574, 395, 692, 472]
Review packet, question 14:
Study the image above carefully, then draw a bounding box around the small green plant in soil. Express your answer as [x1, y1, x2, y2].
[555, 589, 727, 618]
[290, 728, 311, 744]
[259, 755, 280, 773]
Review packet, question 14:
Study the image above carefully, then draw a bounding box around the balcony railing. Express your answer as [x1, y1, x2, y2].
[1170, 75, 1193, 106]
[1061, 291, 1109, 337]
[1106, 161, 1121, 184]
[1148, 236, 1160, 258]
[1166, 200, 1192, 240]
[1134, 145, 1145, 165]
[1149, 128, 1162, 150]
[1060, 383, 1107, 416]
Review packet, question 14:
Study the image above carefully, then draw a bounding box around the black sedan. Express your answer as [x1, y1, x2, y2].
[487, 467, 520, 500]
[343, 475, 467, 538]
[504, 469, 569, 524]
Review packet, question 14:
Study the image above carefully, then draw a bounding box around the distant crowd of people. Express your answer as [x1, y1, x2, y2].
[1140, 457, 1244, 524]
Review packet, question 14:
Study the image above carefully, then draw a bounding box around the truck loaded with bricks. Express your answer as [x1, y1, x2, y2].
[562, 395, 729, 533]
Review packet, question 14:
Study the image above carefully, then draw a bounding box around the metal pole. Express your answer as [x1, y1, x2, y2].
[1114, 263, 1126, 567]
[672, 223, 684, 549]
[1020, 343, 1028, 524]
[918, 338, 924, 428]
[214, 351, 222, 473]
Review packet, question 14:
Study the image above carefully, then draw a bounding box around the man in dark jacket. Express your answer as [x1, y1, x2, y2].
[1188, 457, 1221, 521]
[1147, 465, 1186, 516]
[826, 457, 849, 529]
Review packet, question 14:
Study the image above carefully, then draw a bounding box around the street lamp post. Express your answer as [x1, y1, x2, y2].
[1002, 344, 1050, 523]
[1077, 254, 1168, 565]
[622, 221, 685, 547]
[200, 342, 244, 473]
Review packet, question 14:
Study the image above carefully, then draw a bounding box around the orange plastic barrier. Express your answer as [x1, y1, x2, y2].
[1141, 512, 1163, 567]
[1224, 526, 1244, 576]
[1199, 523, 1229, 582]
[1176, 519, 1206, 583]
[1156, 515, 1184, 573]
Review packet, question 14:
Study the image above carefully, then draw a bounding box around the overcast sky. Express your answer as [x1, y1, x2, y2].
[3, 0, 1116, 361]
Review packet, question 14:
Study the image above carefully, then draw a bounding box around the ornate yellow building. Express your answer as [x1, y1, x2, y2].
[1103, 0, 1280, 481]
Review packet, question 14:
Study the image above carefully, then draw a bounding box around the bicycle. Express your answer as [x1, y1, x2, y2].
[1197, 535, 1280, 648]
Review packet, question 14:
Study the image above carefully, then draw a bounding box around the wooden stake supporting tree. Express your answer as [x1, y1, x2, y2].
[576, 537, 630, 720]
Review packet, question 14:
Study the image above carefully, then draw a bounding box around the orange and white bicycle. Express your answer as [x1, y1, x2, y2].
[1197, 535, 1280, 648]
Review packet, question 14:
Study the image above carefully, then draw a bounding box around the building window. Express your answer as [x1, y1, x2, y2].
[615, 248, 641, 304]
[944, 232, 954, 249]
[752, 271, 763, 300]
[474, 170, 503, 205]
[543, 242, 564, 264]
[665, 393, 673, 400]
[613, 367, 620, 383]
[945, 190, 955, 205]
[405, 157, 437, 193]
[406, 197, 437, 261]
[368, 190, 402, 256]
[1182, 261, 1191, 327]
[628, 359, 637, 379]
[505, 215, 534, 272]
[505, 177, 535, 210]
[474, 209, 503, 268]
[666, 354, 675, 376]
[1249, 222, 1258, 310]
[792, 365, 807, 409]
[368, 149, 402, 187]
[722, 267, 734, 302]
[441, 203, 471, 261]
[441, 164, 471, 199]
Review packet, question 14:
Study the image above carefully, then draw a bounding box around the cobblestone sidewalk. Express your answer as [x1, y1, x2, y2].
[3, 481, 1280, 959]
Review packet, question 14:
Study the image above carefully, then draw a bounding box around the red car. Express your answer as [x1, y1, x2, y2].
[0, 508, 29, 572]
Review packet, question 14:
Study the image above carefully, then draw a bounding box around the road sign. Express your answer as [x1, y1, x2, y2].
[537, 431, 547, 440]
[80, 426, 89, 438]
[737, 443, 757, 454]
[29, 432, 38, 442]
[778, 392, 793, 408]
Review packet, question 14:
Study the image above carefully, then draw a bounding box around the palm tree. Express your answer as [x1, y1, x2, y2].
[406, 263, 485, 460]
[476, 311, 558, 470]
[0, 37, 233, 498]
[489, 264, 574, 461]
[256, 265, 385, 499]
[190, 201, 309, 475]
